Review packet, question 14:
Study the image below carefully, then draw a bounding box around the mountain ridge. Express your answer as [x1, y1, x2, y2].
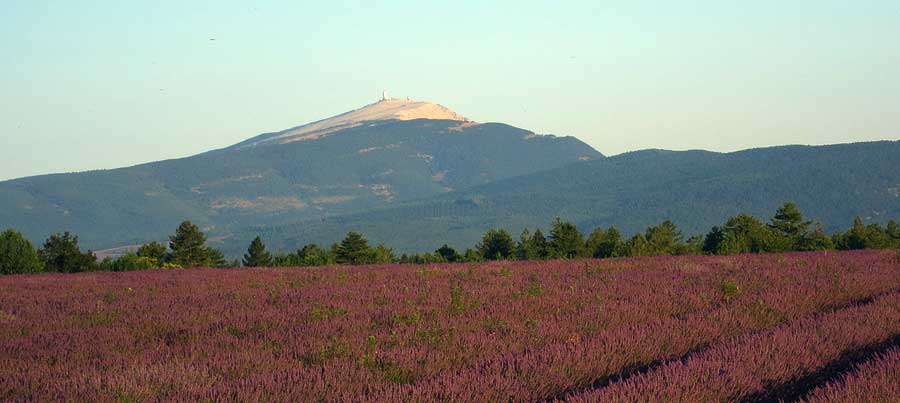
[0, 111, 601, 250]
[3, 97, 896, 257]
[235, 140, 900, 254]
[230, 98, 470, 149]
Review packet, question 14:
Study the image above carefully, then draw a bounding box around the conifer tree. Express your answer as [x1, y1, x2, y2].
[242, 236, 272, 267]
[769, 202, 812, 250]
[645, 220, 684, 255]
[336, 232, 370, 264]
[168, 221, 209, 267]
[529, 229, 549, 259]
[476, 229, 515, 260]
[549, 218, 585, 258]
[844, 216, 869, 250]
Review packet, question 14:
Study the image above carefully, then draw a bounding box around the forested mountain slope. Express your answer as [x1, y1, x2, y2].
[241, 141, 900, 254]
[0, 118, 600, 250]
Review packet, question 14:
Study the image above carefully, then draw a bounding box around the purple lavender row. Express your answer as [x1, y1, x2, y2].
[563, 292, 900, 403]
[0, 250, 898, 401]
[368, 251, 900, 401]
[800, 346, 900, 403]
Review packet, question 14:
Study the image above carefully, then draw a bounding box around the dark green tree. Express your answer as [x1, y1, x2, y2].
[39, 232, 97, 273]
[516, 229, 533, 260]
[702, 226, 726, 255]
[272, 252, 300, 267]
[645, 220, 684, 255]
[0, 229, 43, 275]
[370, 244, 395, 264]
[516, 229, 549, 260]
[336, 232, 371, 264]
[684, 234, 705, 255]
[585, 226, 623, 258]
[301, 244, 335, 266]
[526, 229, 549, 260]
[837, 216, 869, 250]
[624, 233, 653, 257]
[462, 248, 482, 262]
[549, 218, 585, 259]
[716, 214, 775, 255]
[768, 202, 812, 251]
[136, 241, 167, 263]
[99, 253, 158, 272]
[865, 223, 891, 249]
[769, 202, 811, 239]
[435, 244, 460, 262]
[887, 220, 900, 248]
[168, 221, 210, 267]
[272, 243, 333, 267]
[798, 223, 835, 251]
[242, 236, 273, 267]
[205, 247, 228, 267]
[476, 229, 515, 260]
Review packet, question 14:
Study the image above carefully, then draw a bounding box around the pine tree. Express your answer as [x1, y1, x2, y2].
[242, 236, 272, 267]
[844, 216, 868, 250]
[529, 229, 549, 259]
[516, 229, 532, 260]
[703, 226, 725, 255]
[336, 232, 371, 264]
[549, 218, 585, 258]
[716, 214, 774, 254]
[476, 229, 515, 260]
[887, 220, 900, 248]
[769, 202, 810, 237]
[204, 247, 228, 268]
[644, 220, 684, 255]
[168, 221, 209, 267]
[769, 202, 812, 251]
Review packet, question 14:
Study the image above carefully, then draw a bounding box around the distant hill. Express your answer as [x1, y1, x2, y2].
[0, 99, 601, 251]
[239, 141, 900, 254]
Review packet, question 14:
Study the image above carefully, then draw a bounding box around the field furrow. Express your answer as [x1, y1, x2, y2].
[799, 346, 900, 403]
[562, 292, 900, 403]
[371, 254, 900, 402]
[0, 250, 897, 402]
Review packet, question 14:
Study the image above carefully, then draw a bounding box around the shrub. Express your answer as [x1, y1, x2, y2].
[39, 232, 96, 273]
[99, 253, 159, 272]
[0, 229, 43, 275]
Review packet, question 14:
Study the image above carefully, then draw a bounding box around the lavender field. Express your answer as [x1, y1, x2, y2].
[1, 250, 899, 402]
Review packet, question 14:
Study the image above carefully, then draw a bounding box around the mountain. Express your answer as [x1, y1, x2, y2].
[240, 141, 900, 254]
[0, 99, 602, 251]
[230, 98, 469, 148]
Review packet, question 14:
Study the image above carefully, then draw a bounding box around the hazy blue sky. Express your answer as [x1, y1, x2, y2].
[2, 1, 899, 180]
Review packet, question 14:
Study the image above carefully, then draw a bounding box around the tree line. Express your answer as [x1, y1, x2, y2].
[2, 202, 899, 275]
[0, 221, 232, 274]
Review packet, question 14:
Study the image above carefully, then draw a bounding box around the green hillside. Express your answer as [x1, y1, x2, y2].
[240, 141, 900, 254]
[0, 119, 601, 250]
